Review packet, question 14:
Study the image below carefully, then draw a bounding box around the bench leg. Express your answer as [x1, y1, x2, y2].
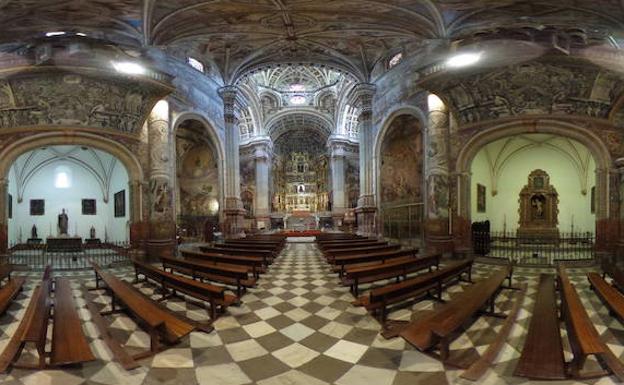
[438, 338, 450, 362]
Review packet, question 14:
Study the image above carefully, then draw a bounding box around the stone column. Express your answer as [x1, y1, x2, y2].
[425, 94, 453, 253]
[329, 137, 348, 225]
[219, 86, 245, 238]
[354, 83, 378, 236]
[0, 178, 7, 256]
[146, 100, 176, 258]
[251, 138, 272, 229]
[128, 180, 147, 250]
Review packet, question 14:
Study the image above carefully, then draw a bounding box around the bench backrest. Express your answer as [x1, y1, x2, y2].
[23, 279, 51, 344]
[162, 256, 248, 277]
[347, 254, 439, 277]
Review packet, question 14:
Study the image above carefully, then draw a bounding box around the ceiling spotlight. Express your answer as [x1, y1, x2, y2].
[75, 32, 87, 37]
[446, 52, 482, 68]
[45, 31, 66, 37]
[112, 61, 145, 75]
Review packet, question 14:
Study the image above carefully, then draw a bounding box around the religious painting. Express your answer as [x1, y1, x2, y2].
[30, 199, 44, 216]
[114, 190, 125, 217]
[82, 199, 96, 215]
[591, 186, 596, 213]
[379, 115, 423, 206]
[477, 184, 486, 213]
[7, 193, 11, 219]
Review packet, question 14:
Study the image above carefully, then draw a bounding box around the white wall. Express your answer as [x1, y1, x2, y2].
[8, 159, 129, 244]
[471, 145, 596, 233]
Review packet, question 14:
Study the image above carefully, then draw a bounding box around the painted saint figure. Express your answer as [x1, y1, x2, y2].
[58, 208, 68, 236]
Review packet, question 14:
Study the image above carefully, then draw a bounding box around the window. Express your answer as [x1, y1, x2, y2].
[388, 52, 403, 69]
[343, 104, 360, 137]
[289, 95, 306, 105]
[187, 57, 205, 73]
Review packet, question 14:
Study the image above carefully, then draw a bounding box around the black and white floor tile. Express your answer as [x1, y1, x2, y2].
[0, 241, 620, 384]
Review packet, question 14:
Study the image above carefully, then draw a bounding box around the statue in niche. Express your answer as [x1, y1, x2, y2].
[58, 208, 69, 236]
[517, 169, 559, 242]
[31, 224, 38, 239]
[90, 226, 96, 239]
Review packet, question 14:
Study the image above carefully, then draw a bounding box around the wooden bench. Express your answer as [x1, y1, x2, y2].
[199, 246, 273, 266]
[602, 261, 624, 293]
[356, 259, 474, 323]
[514, 274, 565, 380]
[324, 244, 400, 259]
[133, 259, 238, 320]
[50, 277, 96, 366]
[320, 240, 386, 251]
[0, 264, 24, 316]
[91, 262, 194, 359]
[344, 254, 441, 296]
[332, 248, 419, 277]
[400, 265, 511, 363]
[161, 256, 256, 298]
[557, 265, 624, 380]
[181, 249, 264, 277]
[588, 272, 624, 321]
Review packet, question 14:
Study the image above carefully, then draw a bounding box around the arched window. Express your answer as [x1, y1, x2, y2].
[239, 108, 254, 140]
[388, 52, 403, 69]
[342, 104, 360, 137]
[187, 57, 205, 73]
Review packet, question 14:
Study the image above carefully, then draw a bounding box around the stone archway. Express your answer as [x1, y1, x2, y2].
[0, 131, 145, 252]
[454, 119, 613, 252]
[374, 108, 426, 244]
[173, 113, 225, 239]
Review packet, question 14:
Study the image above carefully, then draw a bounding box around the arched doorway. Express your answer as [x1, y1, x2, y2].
[0, 131, 144, 268]
[456, 120, 612, 262]
[175, 117, 222, 242]
[376, 114, 424, 245]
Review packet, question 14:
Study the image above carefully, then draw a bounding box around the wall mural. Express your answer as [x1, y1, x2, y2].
[0, 74, 164, 134]
[240, 156, 256, 217]
[379, 115, 423, 206]
[178, 146, 219, 216]
[433, 62, 624, 125]
[346, 158, 360, 209]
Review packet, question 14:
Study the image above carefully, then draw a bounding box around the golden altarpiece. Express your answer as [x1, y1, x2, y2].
[517, 169, 560, 241]
[273, 152, 329, 213]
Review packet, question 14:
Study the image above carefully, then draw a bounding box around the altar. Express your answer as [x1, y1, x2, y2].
[285, 211, 317, 230]
[46, 237, 82, 252]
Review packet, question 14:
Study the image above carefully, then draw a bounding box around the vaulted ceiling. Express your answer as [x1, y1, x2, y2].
[0, 1, 623, 83]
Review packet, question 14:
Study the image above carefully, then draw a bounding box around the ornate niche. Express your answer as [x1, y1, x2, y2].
[517, 169, 559, 240]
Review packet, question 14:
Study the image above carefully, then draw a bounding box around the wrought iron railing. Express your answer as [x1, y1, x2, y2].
[380, 203, 424, 245]
[6, 241, 131, 270]
[473, 230, 595, 265]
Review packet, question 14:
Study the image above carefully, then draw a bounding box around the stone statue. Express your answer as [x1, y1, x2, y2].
[90, 226, 96, 239]
[31, 224, 38, 239]
[58, 208, 68, 236]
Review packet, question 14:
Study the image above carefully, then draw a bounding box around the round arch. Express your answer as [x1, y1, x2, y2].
[0, 130, 145, 223]
[373, 105, 427, 208]
[455, 119, 612, 222]
[265, 109, 333, 139]
[172, 111, 226, 223]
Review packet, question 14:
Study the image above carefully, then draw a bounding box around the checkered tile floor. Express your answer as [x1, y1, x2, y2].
[0, 241, 620, 384]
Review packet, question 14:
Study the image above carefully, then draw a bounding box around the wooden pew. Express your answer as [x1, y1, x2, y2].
[356, 259, 474, 323]
[50, 278, 96, 366]
[317, 237, 375, 246]
[0, 264, 24, 316]
[91, 262, 194, 359]
[343, 254, 441, 296]
[324, 244, 400, 259]
[588, 272, 624, 321]
[319, 240, 386, 251]
[514, 274, 565, 380]
[133, 259, 238, 320]
[399, 265, 510, 363]
[161, 256, 256, 298]
[557, 266, 624, 380]
[602, 261, 624, 293]
[181, 249, 264, 278]
[332, 248, 419, 277]
[199, 245, 273, 266]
